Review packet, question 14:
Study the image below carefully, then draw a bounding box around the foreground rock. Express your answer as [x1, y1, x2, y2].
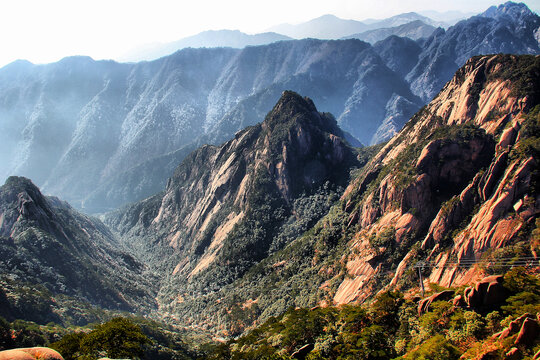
[0, 347, 63, 360]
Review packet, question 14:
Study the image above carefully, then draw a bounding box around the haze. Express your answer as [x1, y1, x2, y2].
[1, 0, 539, 68]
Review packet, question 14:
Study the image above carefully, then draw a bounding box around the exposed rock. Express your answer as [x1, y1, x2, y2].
[452, 294, 466, 307]
[0, 347, 64, 360]
[0, 177, 155, 323]
[463, 275, 507, 309]
[417, 290, 455, 315]
[496, 313, 536, 339]
[291, 344, 314, 359]
[515, 318, 540, 346]
[505, 347, 520, 360]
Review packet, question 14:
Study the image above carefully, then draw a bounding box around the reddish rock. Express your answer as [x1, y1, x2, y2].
[515, 318, 540, 346]
[0, 348, 64, 360]
[504, 347, 520, 360]
[464, 287, 482, 308]
[465, 275, 507, 309]
[418, 290, 455, 315]
[498, 314, 535, 339]
[533, 348, 540, 360]
[452, 294, 466, 307]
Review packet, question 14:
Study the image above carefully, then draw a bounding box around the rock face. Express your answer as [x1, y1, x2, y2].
[106, 91, 359, 325]
[0, 2, 537, 212]
[331, 54, 540, 304]
[0, 347, 63, 360]
[417, 290, 455, 315]
[0, 177, 155, 324]
[463, 275, 507, 309]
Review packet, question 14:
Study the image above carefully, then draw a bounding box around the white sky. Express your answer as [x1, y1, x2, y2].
[1, 0, 539, 68]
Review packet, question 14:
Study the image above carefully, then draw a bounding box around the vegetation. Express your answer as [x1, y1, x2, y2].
[202, 268, 540, 359]
[0, 316, 196, 360]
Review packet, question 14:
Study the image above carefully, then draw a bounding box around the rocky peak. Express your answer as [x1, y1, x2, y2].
[0, 176, 55, 237]
[481, 2, 536, 20]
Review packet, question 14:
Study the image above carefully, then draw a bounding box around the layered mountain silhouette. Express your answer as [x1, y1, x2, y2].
[119, 30, 292, 62]
[0, 2, 537, 215]
[343, 20, 436, 44]
[267, 12, 445, 40]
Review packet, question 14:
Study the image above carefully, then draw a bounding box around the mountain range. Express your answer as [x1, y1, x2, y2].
[266, 12, 447, 40]
[119, 30, 292, 62]
[1, 51, 537, 344]
[0, 2, 537, 214]
[105, 52, 539, 336]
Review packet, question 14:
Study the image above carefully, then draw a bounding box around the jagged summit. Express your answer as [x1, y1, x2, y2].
[481, 1, 536, 19]
[263, 91, 344, 137]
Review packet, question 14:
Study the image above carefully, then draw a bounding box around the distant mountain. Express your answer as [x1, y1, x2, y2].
[406, 1, 540, 101]
[0, 176, 156, 325]
[0, 2, 537, 213]
[0, 40, 421, 212]
[268, 12, 444, 40]
[267, 14, 369, 39]
[343, 20, 437, 44]
[119, 30, 292, 62]
[419, 9, 476, 24]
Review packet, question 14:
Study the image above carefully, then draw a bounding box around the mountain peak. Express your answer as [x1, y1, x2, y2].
[263, 90, 342, 137]
[481, 1, 535, 19]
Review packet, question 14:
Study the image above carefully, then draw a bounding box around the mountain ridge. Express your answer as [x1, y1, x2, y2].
[0, 2, 537, 214]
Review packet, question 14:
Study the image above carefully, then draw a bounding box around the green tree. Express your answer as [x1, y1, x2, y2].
[50, 332, 86, 360]
[81, 317, 149, 359]
[400, 335, 460, 360]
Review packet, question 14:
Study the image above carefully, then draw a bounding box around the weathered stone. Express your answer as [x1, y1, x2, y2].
[418, 290, 455, 315]
[452, 294, 466, 307]
[504, 347, 520, 360]
[515, 318, 540, 346]
[464, 275, 507, 309]
[498, 314, 535, 339]
[291, 343, 314, 359]
[464, 287, 482, 308]
[0, 348, 64, 360]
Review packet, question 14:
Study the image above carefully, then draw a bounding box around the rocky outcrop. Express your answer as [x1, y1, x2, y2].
[0, 347, 63, 360]
[515, 317, 540, 346]
[417, 290, 455, 315]
[494, 313, 536, 340]
[332, 54, 540, 304]
[463, 275, 507, 309]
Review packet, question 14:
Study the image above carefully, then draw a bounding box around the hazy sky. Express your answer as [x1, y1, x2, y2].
[1, 0, 539, 68]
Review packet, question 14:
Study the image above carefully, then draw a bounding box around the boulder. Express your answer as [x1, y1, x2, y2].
[0, 348, 64, 360]
[496, 313, 535, 340]
[515, 318, 540, 346]
[504, 347, 520, 360]
[291, 344, 314, 359]
[464, 287, 482, 308]
[452, 294, 467, 307]
[417, 290, 455, 315]
[465, 275, 507, 309]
